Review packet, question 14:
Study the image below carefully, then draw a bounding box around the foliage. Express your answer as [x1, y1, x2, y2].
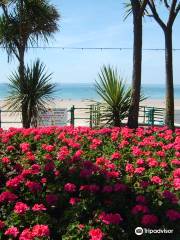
[0, 0, 60, 60]
[5, 59, 55, 127]
[95, 65, 146, 127]
[0, 126, 180, 239]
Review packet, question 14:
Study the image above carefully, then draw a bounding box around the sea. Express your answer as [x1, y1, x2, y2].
[0, 83, 180, 100]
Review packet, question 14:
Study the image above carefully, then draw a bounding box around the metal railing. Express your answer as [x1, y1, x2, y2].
[0, 105, 166, 129]
[69, 105, 165, 127]
[139, 106, 165, 126]
[0, 110, 22, 128]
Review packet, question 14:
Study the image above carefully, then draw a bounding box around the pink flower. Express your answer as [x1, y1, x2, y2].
[57, 146, 69, 161]
[69, 197, 80, 205]
[6, 175, 23, 189]
[19, 228, 33, 240]
[34, 134, 41, 141]
[46, 194, 58, 205]
[31, 164, 41, 174]
[136, 158, 144, 165]
[106, 171, 120, 179]
[134, 167, 145, 175]
[141, 214, 158, 225]
[54, 170, 60, 176]
[26, 181, 42, 193]
[64, 183, 76, 192]
[114, 183, 127, 192]
[42, 144, 54, 152]
[41, 178, 47, 184]
[151, 176, 162, 184]
[92, 138, 102, 146]
[44, 153, 53, 160]
[26, 151, 35, 161]
[162, 190, 178, 204]
[136, 195, 147, 204]
[173, 178, 180, 190]
[5, 226, 19, 238]
[1, 157, 10, 164]
[79, 185, 89, 191]
[44, 161, 55, 171]
[6, 145, 15, 151]
[147, 158, 158, 167]
[73, 149, 84, 161]
[140, 180, 149, 188]
[173, 168, 180, 178]
[119, 140, 129, 148]
[96, 157, 107, 165]
[89, 228, 104, 240]
[14, 202, 29, 214]
[131, 205, 149, 215]
[160, 162, 167, 168]
[32, 204, 46, 211]
[0, 191, 18, 203]
[78, 224, 85, 230]
[175, 151, 180, 158]
[111, 152, 121, 160]
[125, 163, 134, 174]
[131, 146, 142, 156]
[89, 184, 100, 193]
[166, 209, 180, 221]
[0, 220, 5, 229]
[171, 159, 180, 165]
[99, 212, 123, 225]
[32, 224, 50, 237]
[20, 142, 30, 152]
[157, 151, 165, 157]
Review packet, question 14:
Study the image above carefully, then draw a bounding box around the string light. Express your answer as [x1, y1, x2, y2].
[0, 46, 180, 51]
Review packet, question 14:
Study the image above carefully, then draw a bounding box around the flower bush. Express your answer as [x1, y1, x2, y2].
[0, 126, 180, 239]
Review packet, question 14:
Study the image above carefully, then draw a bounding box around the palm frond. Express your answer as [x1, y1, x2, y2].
[0, 0, 60, 60]
[5, 59, 56, 127]
[95, 65, 146, 127]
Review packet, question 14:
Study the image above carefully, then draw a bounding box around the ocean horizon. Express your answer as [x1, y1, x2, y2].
[0, 82, 180, 101]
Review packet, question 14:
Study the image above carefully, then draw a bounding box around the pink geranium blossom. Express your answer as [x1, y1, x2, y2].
[99, 212, 123, 225]
[32, 225, 50, 237]
[89, 228, 104, 240]
[141, 214, 158, 225]
[32, 204, 46, 211]
[64, 183, 76, 192]
[14, 202, 29, 214]
[5, 227, 19, 238]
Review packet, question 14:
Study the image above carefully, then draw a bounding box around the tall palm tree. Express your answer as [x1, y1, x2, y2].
[148, 0, 180, 130]
[125, 0, 148, 129]
[0, 0, 60, 127]
[5, 59, 55, 128]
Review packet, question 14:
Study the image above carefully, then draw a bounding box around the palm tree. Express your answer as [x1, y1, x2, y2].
[95, 65, 146, 127]
[125, 0, 148, 129]
[5, 59, 55, 128]
[0, 0, 60, 127]
[148, 0, 180, 130]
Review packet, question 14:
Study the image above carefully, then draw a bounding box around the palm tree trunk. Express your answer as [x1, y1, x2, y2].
[128, 13, 142, 129]
[19, 49, 30, 128]
[164, 28, 174, 130]
[113, 109, 121, 127]
[19, 0, 31, 128]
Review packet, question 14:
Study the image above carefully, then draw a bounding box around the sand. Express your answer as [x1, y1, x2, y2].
[0, 99, 180, 129]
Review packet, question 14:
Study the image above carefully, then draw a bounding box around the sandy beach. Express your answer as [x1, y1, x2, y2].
[0, 99, 180, 129]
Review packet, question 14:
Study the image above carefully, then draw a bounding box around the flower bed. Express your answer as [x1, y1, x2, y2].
[0, 126, 180, 239]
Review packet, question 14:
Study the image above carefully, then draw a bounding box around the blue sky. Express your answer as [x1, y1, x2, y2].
[0, 0, 180, 84]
